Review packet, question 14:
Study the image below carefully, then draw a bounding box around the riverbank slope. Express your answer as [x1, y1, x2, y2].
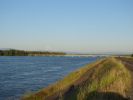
[22, 57, 132, 100]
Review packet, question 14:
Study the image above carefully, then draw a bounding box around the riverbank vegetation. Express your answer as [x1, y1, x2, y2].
[0, 49, 66, 56]
[22, 57, 131, 100]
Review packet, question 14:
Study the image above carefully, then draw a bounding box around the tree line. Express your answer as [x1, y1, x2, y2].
[0, 49, 66, 56]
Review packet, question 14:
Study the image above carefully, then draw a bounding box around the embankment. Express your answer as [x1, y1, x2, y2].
[22, 57, 132, 100]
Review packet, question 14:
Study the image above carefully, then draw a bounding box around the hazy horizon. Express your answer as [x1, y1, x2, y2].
[0, 0, 133, 54]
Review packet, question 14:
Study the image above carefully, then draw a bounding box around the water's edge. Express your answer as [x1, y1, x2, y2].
[0, 56, 99, 100]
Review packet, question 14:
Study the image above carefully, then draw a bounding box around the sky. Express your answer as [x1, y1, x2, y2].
[0, 0, 133, 54]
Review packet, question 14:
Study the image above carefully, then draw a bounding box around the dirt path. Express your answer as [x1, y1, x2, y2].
[116, 57, 133, 100]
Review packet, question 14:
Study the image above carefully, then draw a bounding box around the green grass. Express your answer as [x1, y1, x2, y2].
[75, 58, 131, 100]
[22, 57, 131, 100]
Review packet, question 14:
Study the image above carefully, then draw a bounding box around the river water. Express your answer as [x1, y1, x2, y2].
[0, 56, 99, 100]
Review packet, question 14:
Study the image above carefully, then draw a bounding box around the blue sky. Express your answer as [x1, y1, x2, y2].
[0, 0, 133, 53]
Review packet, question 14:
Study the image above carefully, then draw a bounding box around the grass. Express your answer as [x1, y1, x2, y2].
[22, 57, 131, 100]
[75, 58, 131, 100]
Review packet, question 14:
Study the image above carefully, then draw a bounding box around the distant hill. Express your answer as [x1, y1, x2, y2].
[0, 48, 13, 50]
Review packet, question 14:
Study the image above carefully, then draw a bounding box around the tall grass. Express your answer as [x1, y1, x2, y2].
[75, 58, 131, 100]
[22, 57, 131, 100]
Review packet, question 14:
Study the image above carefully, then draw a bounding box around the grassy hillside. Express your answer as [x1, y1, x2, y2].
[22, 57, 131, 100]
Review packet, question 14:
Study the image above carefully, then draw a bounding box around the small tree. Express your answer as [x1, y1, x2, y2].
[131, 54, 133, 57]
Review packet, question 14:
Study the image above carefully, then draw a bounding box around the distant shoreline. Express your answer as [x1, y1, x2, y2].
[0, 49, 131, 57]
[0, 49, 66, 56]
[0, 49, 107, 57]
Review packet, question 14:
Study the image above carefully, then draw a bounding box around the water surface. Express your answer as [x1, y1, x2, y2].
[0, 56, 99, 100]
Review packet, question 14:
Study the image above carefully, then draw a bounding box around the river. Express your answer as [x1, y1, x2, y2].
[0, 56, 99, 100]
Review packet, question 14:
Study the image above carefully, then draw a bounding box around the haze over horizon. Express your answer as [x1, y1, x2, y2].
[0, 0, 133, 54]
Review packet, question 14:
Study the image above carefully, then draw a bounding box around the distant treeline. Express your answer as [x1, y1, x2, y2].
[0, 49, 66, 56]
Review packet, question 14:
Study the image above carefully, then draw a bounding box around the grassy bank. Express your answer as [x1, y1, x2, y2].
[22, 57, 131, 100]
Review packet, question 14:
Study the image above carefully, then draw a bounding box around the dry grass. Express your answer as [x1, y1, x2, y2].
[22, 57, 132, 100]
[66, 58, 131, 100]
[22, 58, 104, 100]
